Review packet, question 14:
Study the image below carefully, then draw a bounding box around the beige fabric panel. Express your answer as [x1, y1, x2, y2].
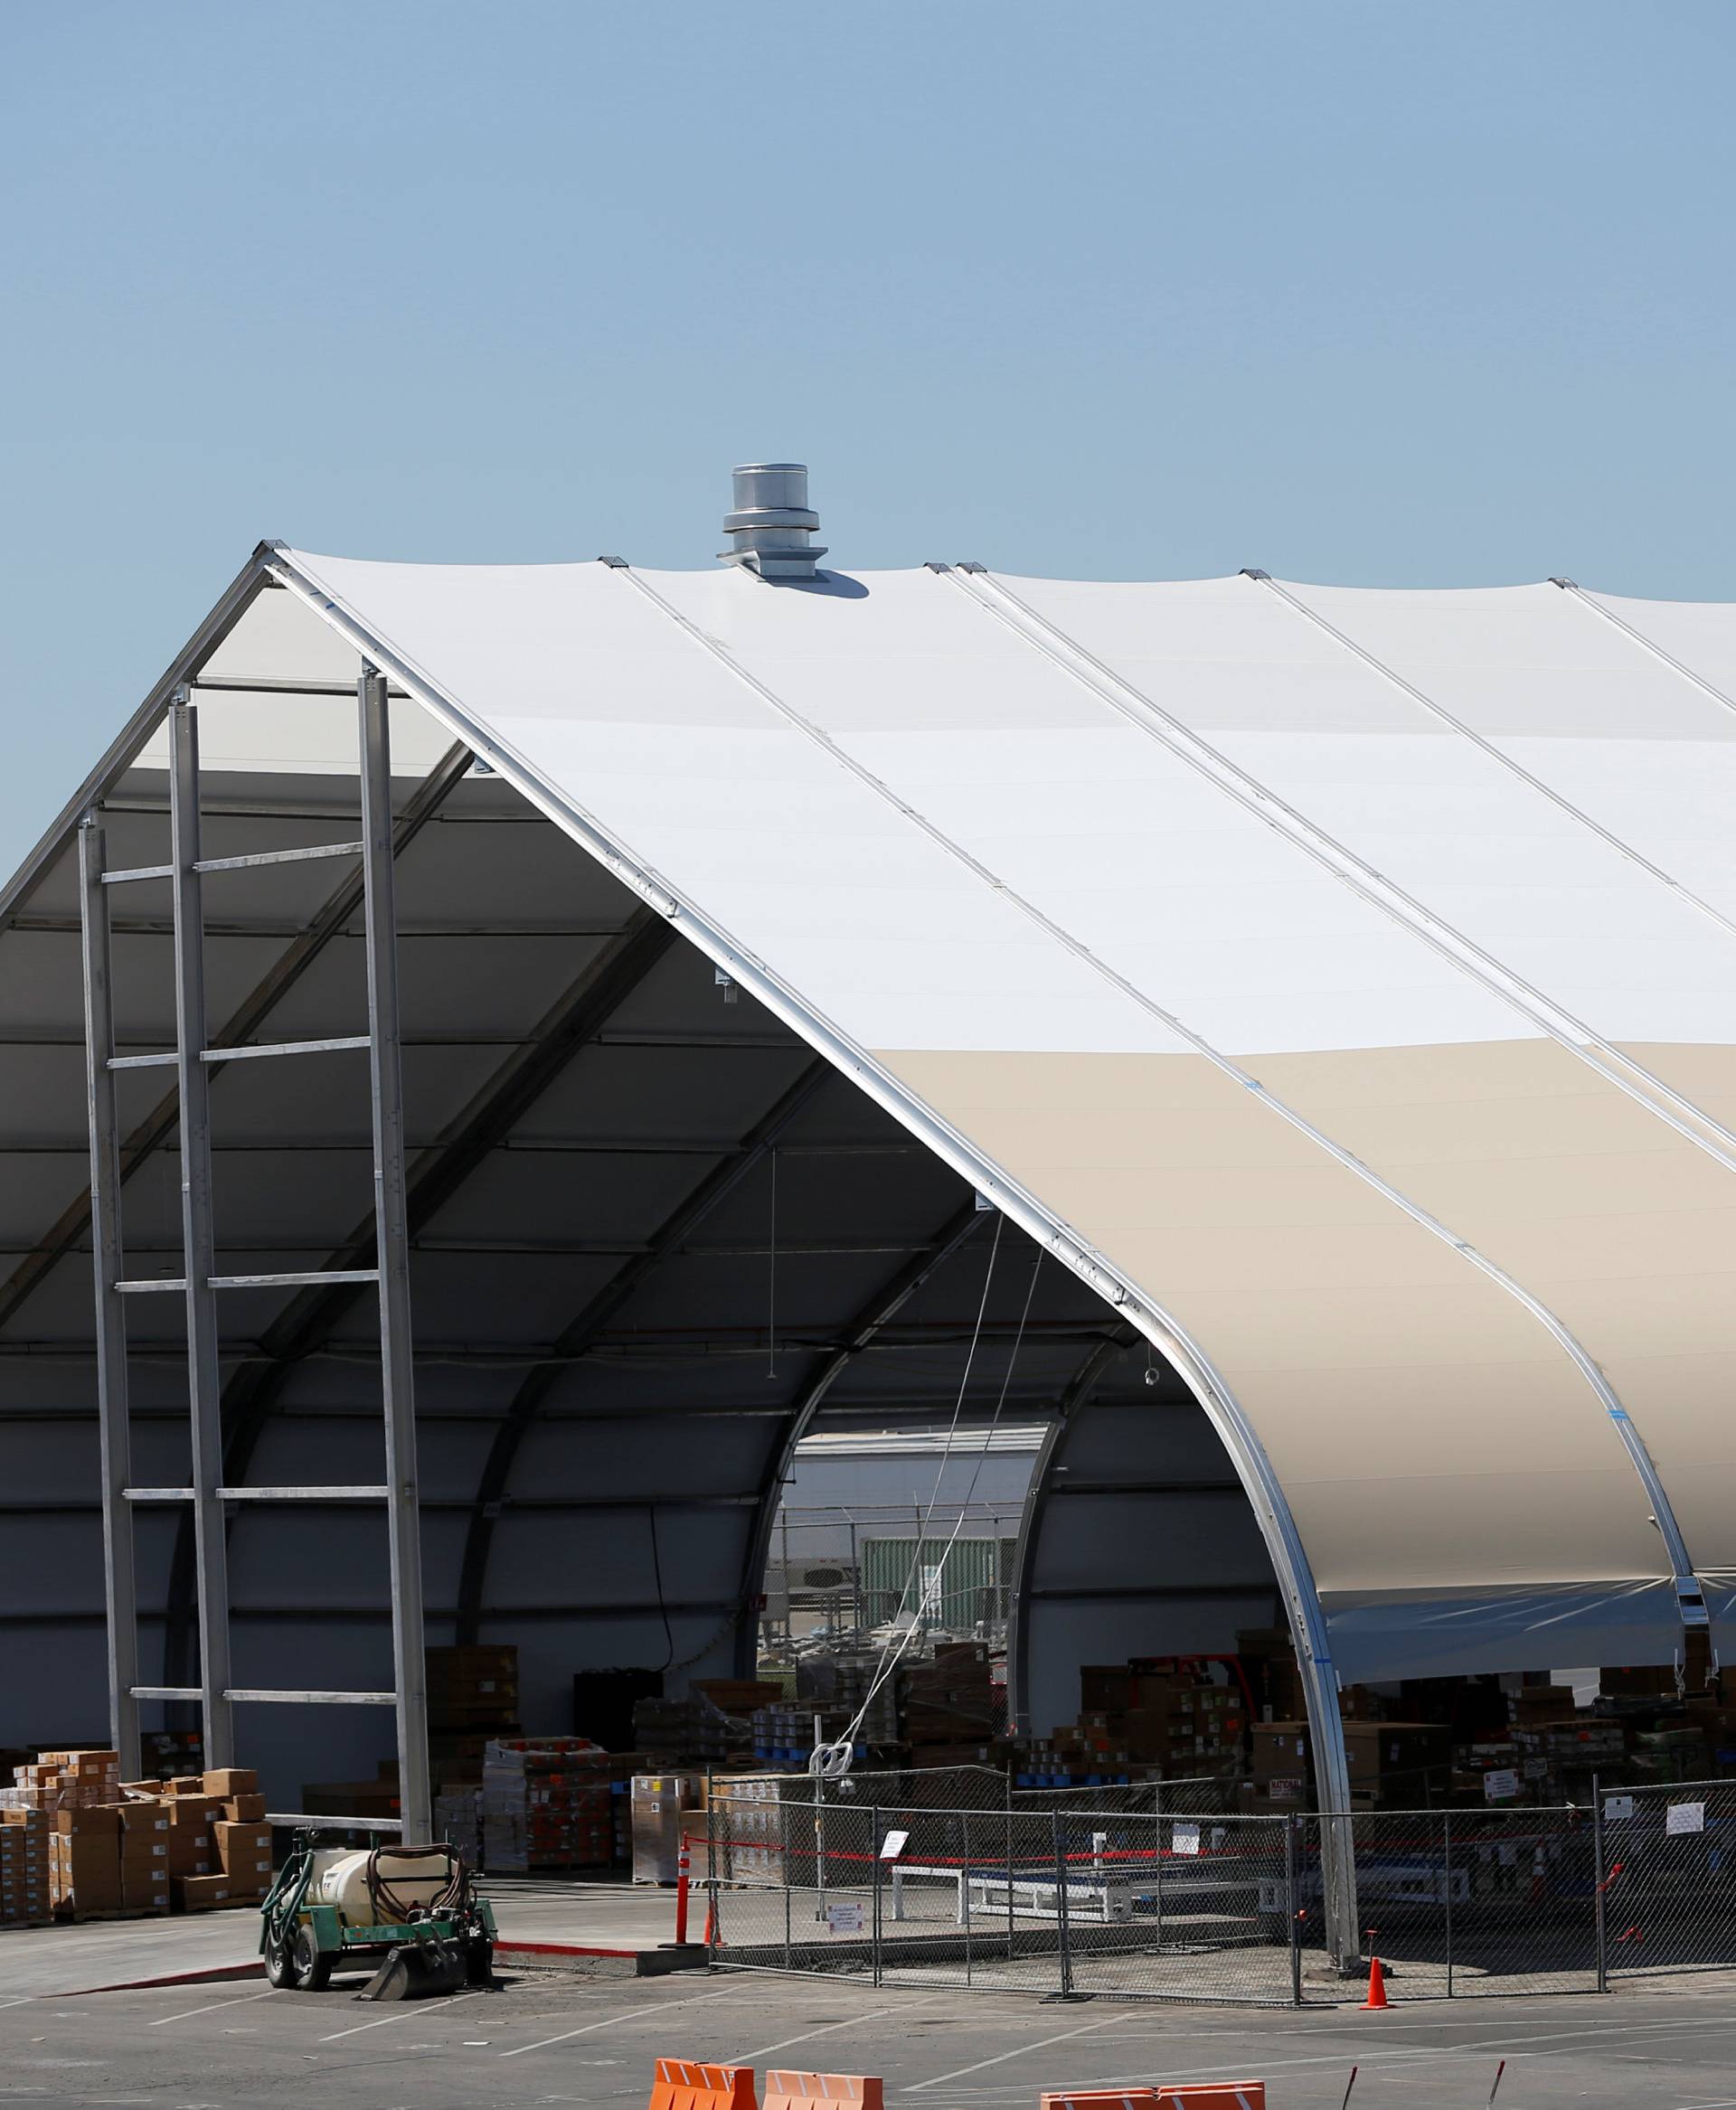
[1256, 1038, 1736, 1566]
[880, 1045, 1668, 1599]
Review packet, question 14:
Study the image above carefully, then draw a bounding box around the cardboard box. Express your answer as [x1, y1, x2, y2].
[116, 1802, 171, 1835]
[202, 1769, 259, 1798]
[224, 1794, 267, 1823]
[212, 1821, 271, 1875]
[169, 1795, 221, 1827]
[166, 1828, 212, 1879]
[123, 1871, 171, 1913]
[172, 1874, 233, 1913]
[54, 1806, 120, 1836]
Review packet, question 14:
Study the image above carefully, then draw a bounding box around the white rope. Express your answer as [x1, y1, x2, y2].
[816, 1226, 1043, 1772]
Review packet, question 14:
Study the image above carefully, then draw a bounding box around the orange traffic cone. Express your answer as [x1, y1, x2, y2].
[1361, 1955, 1390, 2011]
[702, 1898, 717, 1948]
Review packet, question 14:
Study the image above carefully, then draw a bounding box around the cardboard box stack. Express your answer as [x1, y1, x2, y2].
[0, 1755, 269, 1919]
[631, 1692, 750, 1763]
[481, 1736, 611, 1871]
[427, 1644, 521, 1793]
[901, 1643, 1000, 1762]
[0, 1808, 49, 1924]
[1250, 1719, 1452, 1812]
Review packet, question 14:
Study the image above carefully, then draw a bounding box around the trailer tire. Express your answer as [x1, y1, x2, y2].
[293, 1924, 333, 1991]
[263, 1934, 302, 1990]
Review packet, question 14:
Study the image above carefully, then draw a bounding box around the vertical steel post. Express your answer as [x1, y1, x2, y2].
[78, 816, 141, 1777]
[1052, 1809, 1074, 1996]
[1443, 1809, 1455, 1998]
[360, 667, 432, 1845]
[871, 1805, 883, 1987]
[1592, 1774, 1608, 1994]
[167, 697, 234, 1769]
[1287, 1816, 1302, 2006]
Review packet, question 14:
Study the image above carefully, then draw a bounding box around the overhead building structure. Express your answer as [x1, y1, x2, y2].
[4, 469, 1736, 1966]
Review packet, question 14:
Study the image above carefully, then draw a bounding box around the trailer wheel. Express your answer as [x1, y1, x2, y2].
[263, 1933, 302, 1990]
[293, 1924, 333, 1991]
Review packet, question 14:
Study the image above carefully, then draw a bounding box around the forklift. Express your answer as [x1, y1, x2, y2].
[259, 1834, 496, 2000]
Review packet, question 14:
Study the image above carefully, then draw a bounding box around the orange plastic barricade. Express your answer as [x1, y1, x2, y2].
[651, 2059, 758, 2110]
[1155, 2086, 1265, 2110]
[1042, 2094, 1162, 2110]
[763, 2075, 884, 2110]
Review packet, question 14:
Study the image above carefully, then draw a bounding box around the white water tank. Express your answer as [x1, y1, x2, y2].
[310, 1846, 455, 1926]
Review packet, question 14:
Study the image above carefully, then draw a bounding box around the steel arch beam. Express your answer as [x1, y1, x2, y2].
[451, 1056, 835, 1643]
[729, 1198, 989, 1677]
[1003, 1332, 1129, 1736]
[162, 905, 677, 1684]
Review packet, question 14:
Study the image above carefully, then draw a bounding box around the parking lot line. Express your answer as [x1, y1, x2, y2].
[907, 2014, 1127, 2091]
[149, 1990, 273, 2028]
[498, 1986, 731, 2059]
[727, 2002, 934, 2065]
[317, 1991, 476, 2042]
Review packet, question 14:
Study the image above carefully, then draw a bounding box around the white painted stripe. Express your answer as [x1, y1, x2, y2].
[728, 2004, 914, 2064]
[316, 1991, 474, 2042]
[498, 1987, 730, 2059]
[148, 1990, 273, 2027]
[907, 2016, 1126, 2092]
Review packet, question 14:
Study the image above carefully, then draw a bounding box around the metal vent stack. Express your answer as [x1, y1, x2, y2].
[719, 462, 826, 579]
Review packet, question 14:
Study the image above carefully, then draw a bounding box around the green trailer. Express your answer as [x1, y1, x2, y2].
[259, 1836, 496, 1999]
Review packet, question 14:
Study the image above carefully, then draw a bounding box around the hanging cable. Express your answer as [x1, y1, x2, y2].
[813, 1215, 1024, 1772]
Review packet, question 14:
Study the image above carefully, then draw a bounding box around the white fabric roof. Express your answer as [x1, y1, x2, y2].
[66, 548, 1736, 1681]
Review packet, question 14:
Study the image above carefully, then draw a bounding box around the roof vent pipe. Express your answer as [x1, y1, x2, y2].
[720, 462, 827, 579]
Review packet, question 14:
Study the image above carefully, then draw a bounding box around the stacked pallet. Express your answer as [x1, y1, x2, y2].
[0, 1753, 271, 1919]
[481, 1737, 610, 1872]
[428, 1644, 521, 1792]
[0, 1810, 48, 1924]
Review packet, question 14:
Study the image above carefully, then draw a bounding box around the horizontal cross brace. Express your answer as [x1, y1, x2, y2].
[100, 863, 175, 885]
[209, 1268, 381, 1290]
[108, 1052, 177, 1071]
[124, 1485, 391, 1503]
[201, 1035, 372, 1062]
[115, 1269, 380, 1293]
[129, 1685, 202, 1700]
[222, 1484, 389, 1502]
[265, 1812, 403, 1831]
[193, 674, 409, 700]
[193, 842, 365, 873]
[224, 1687, 397, 1705]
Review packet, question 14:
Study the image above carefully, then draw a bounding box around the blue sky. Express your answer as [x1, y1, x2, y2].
[1, 2, 1731, 866]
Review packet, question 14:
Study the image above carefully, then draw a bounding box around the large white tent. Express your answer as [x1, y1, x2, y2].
[5, 513, 1735, 1961]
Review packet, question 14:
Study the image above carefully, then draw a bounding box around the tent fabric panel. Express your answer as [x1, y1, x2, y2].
[876, 1044, 1665, 1598]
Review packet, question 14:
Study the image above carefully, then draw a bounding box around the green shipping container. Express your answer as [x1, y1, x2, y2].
[859, 1535, 1018, 1631]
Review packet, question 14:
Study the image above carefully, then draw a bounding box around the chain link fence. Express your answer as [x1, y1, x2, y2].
[704, 1775, 1736, 2004]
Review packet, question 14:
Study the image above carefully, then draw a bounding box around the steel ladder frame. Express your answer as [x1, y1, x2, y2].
[78, 667, 430, 1839]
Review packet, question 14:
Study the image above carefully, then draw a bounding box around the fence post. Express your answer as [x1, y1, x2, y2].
[1443, 1808, 1454, 1999]
[1287, 1815, 1302, 2006]
[872, 1804, 883, 1988]
[1592, 1772, 1608, 1994]
[960, 1809, 974, 1986]
[1052, 1810, 1074, 1997]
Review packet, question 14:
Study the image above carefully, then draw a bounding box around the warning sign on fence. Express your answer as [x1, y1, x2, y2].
[1603, 1794, 1635, 1822]
[826, 1900, 866, 1934]
[1666, 1801, 1706, 1836]
[1172, 1823, 1202, 1856]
